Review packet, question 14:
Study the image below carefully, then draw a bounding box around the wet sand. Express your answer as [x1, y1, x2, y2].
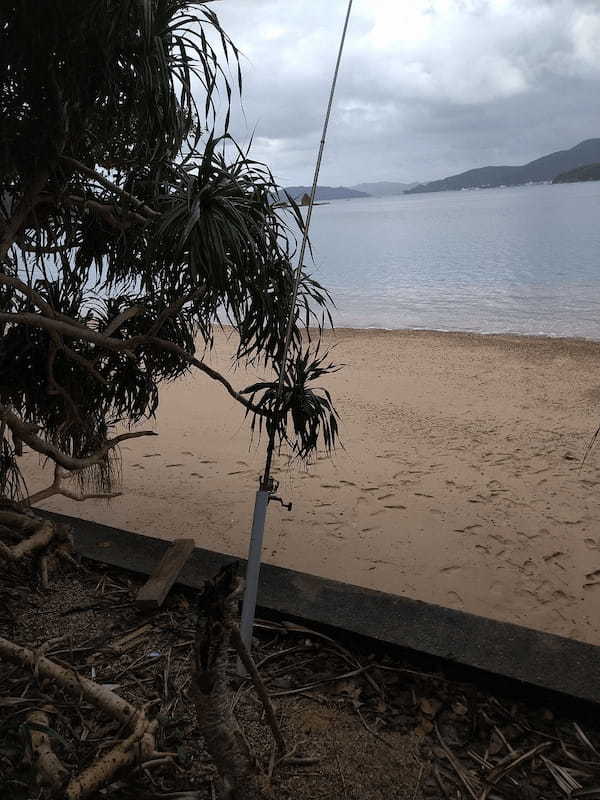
[25, 328, 600, 644]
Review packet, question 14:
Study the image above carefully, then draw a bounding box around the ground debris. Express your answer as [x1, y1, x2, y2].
[1, 560, 599, 799]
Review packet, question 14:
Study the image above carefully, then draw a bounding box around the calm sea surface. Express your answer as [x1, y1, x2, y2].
[307, 181, 600, 338]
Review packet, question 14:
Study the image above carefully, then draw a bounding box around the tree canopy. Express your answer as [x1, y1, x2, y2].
[0, 0, 338, 501]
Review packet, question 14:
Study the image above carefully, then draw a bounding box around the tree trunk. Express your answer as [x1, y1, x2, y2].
[189, 565, 267, 800]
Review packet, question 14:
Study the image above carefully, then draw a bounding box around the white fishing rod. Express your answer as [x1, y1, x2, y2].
[239, 0, 354, 657]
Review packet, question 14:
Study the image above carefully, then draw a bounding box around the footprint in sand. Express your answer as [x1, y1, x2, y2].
[321, 484, 341, 489]
[200, 459, 217, 464]
[339, 480, 356, 486]
[383, 504, 407, 510]
[143, 453, 161, 458]
[166, 463, 183, 468]
[182, 451, 194, 456]
[447, 590, 465, 606]
[377, 494, 394, 501]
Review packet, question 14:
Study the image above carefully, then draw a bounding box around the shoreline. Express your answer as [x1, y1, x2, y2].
[328, 325, 600, 345]
[25, 327, 600, 645]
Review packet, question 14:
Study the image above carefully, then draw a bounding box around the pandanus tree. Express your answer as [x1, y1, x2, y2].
[0, 0, 339, 505]
[1, 5, 339, 794]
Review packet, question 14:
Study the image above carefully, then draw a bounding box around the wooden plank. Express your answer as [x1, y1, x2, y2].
[135, 538, 195, 610]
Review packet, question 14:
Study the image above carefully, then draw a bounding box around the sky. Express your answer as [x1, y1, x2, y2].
[208, 0, 600, 186]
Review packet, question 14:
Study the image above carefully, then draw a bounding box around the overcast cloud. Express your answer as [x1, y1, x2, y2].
[211, 0, 600, 185]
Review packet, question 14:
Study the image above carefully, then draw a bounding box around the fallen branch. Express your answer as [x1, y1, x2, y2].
[0, 636, 164, 799]
[26, 709, 68, 791]
[0, 636, 136, 722]
[229, 624, 286, 755]
[65, 712, 158, 800]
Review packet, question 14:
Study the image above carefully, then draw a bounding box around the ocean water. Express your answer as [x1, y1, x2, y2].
[306, 181, 600, 338]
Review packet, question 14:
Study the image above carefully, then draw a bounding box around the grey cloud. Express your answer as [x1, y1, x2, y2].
[210, 0, 600, 184]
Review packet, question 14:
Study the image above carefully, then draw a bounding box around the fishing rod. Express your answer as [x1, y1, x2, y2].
[239, 0, 354, 656]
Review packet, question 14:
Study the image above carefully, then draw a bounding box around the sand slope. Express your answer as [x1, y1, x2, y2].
[25, 329, 600, 644]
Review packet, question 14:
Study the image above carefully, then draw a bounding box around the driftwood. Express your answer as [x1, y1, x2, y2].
[0, 636, 165, 799]
[190, 565, 269, 800]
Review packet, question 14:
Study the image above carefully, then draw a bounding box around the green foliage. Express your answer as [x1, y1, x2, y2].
[243, 346, 340, 460]
[0, 1, 339, 495]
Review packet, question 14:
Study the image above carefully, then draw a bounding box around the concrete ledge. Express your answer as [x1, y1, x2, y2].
[38, 509, 600, 704]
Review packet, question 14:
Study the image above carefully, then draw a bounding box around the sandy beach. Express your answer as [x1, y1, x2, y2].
[25, 328, 600, 645]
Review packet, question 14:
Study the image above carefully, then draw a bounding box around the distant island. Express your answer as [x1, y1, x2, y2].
[283, 185, 369, 202]
[281, 181, 418, 203]
[552, 163, 600, 184]
[350, 181, 418, 196]
[406, 138, 600, 195]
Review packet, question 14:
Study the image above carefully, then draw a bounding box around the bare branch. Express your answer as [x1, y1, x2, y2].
[60, 155, 161, 219]
[52, 194, 151, 229]
[0, 405, 157, 472]
[25, 463, 121, 506]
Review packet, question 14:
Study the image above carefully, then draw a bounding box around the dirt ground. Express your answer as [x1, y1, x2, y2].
[2, 548, 600, 799]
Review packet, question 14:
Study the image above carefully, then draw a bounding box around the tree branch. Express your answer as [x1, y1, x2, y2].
[0, 311, 268, 416]
[51, 194, 152, 229]
[0, 406, 157, 471]
[25, 463, 122, 506]
[0, 171, 50, 261]
[0, 273, 56, 317]
[60, 156, 160, 219]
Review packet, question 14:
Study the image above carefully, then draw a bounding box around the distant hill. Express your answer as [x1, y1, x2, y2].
[406, 139, 600, 195]
[350, 181, 418, 196]
[283, 185, 369, 202]
[552, 163, 600, 184]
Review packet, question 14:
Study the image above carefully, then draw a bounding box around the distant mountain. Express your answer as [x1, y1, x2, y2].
[553, 162, 600, 184]
[283, 185, 369, 202]
[406, 139, 600, 195]
[350, 181, 418, 196]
